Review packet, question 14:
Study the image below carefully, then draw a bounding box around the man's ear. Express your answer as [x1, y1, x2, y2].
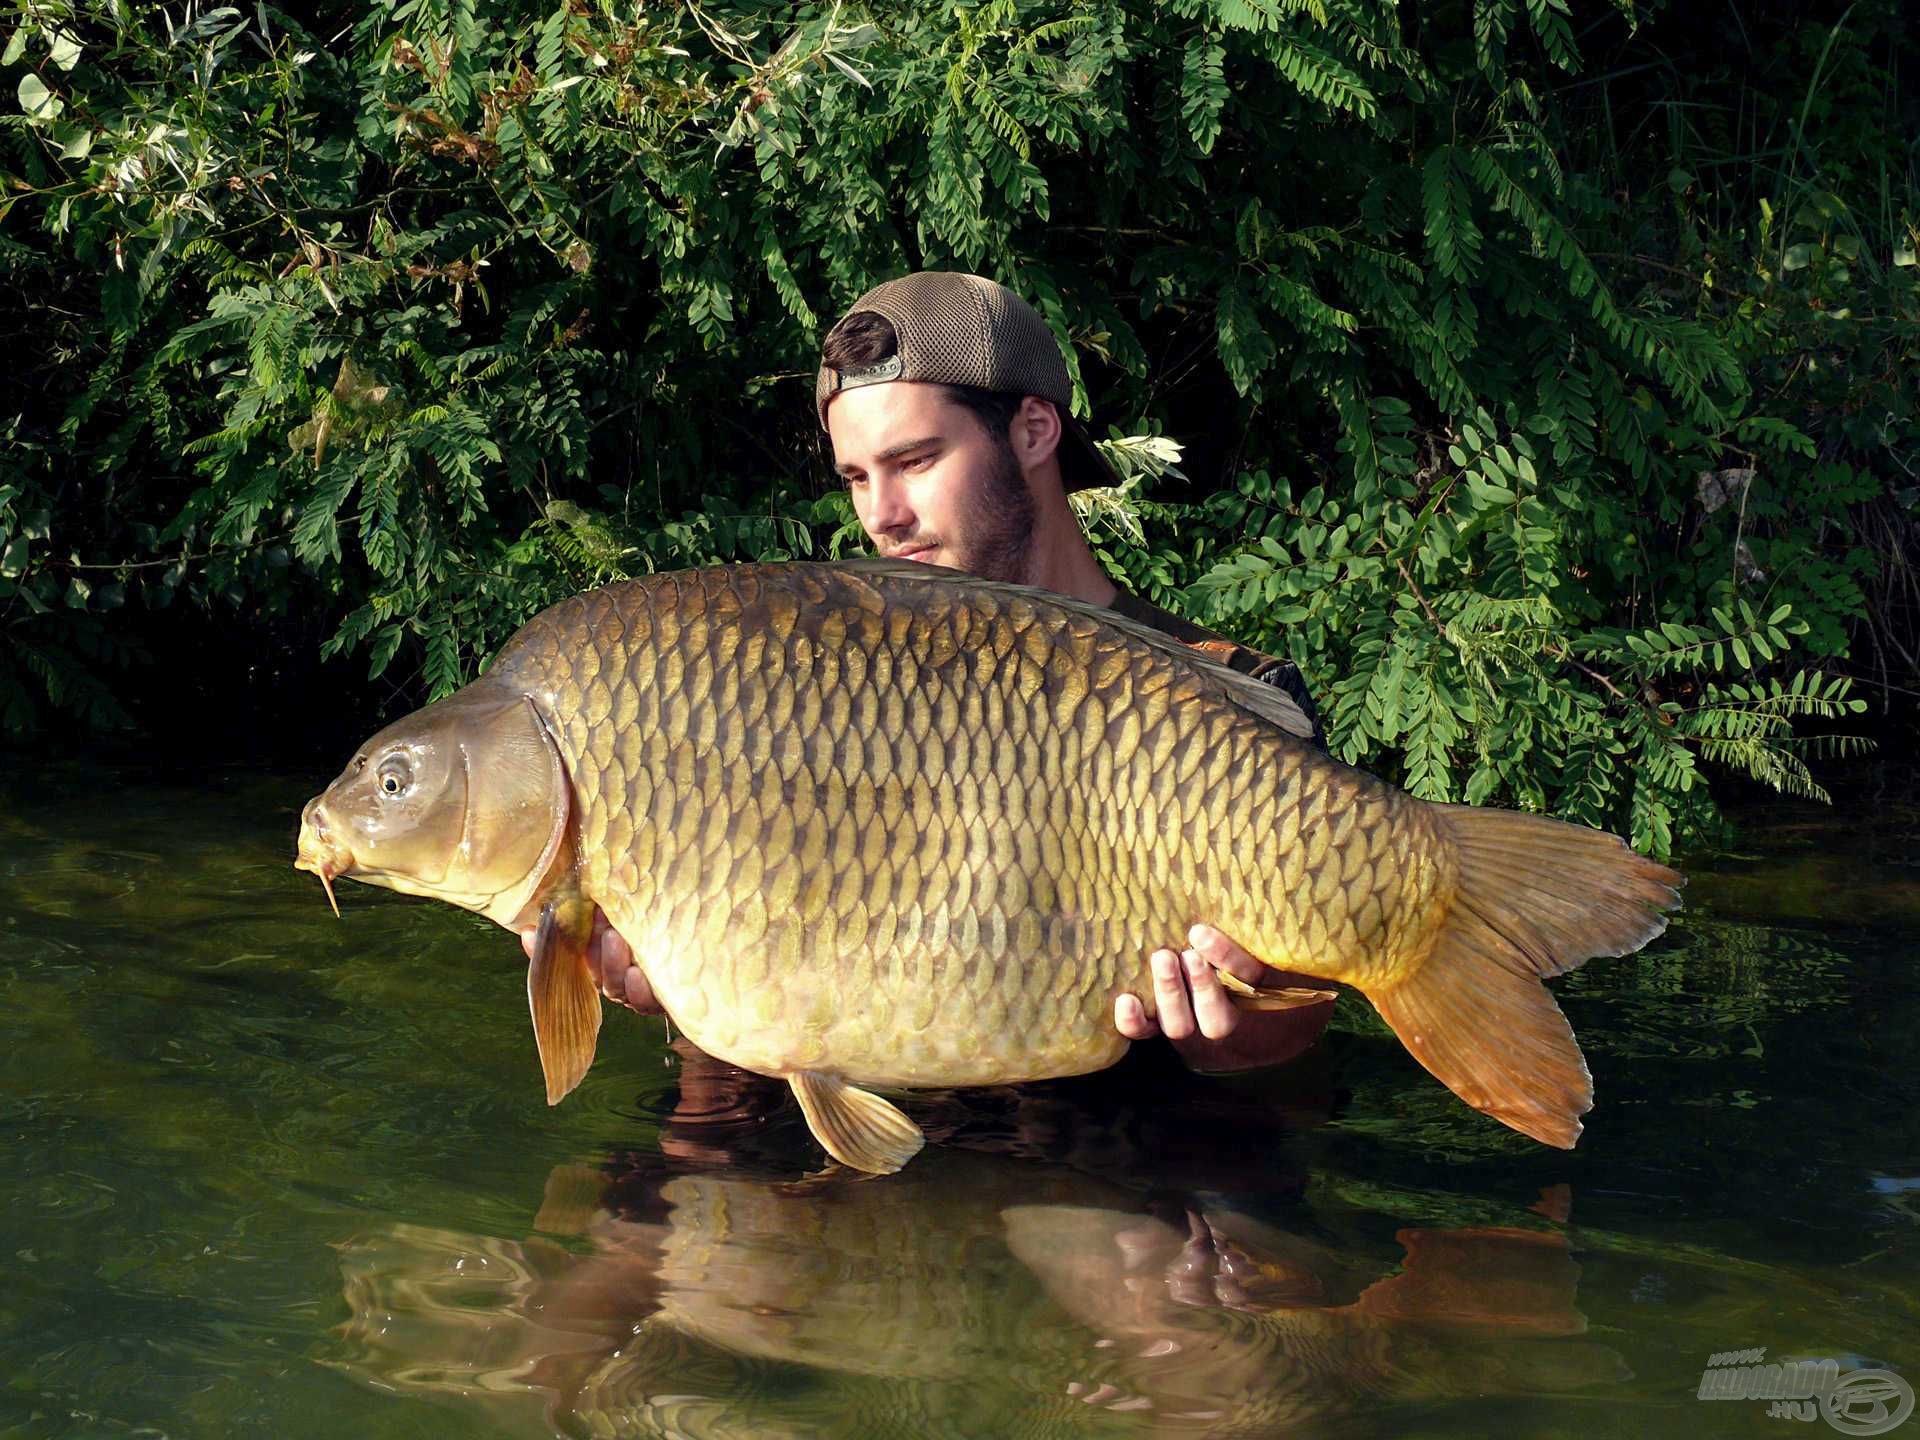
[1011, 395, 1064, 470]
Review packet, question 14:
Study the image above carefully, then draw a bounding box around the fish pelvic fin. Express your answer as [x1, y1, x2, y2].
[528, 897, 602, 1106]
[1373, 806, 1684, 1148]
[788, 1071, 925, 1175]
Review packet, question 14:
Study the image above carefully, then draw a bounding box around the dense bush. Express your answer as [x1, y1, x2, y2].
[2, 0, 1913, 854]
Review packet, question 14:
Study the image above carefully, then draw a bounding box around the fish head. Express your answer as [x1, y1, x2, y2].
[296, 686, 569, 928]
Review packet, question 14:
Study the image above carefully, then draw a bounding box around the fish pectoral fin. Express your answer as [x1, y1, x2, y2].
[528, 897, 602, 1106]
[788, 1071, 925, 1175]
[1217, 970, 1340, 1011]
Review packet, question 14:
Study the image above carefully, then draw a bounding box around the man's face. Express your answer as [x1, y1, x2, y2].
[826, 380, 1038, 585]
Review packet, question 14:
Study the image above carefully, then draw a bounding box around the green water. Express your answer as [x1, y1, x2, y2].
[3, 759, 1916, 1438]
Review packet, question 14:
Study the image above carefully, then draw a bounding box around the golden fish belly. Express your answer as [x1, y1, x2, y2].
[493, 564, 1436, 1088]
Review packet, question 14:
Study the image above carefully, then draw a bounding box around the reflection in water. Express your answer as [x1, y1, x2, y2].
[330, 1131, 1620, 1437]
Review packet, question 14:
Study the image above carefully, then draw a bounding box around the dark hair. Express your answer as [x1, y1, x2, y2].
[821, 311, 1023, 448]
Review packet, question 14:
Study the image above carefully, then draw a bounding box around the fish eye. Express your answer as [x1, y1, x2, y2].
[377, 757, 412, 798]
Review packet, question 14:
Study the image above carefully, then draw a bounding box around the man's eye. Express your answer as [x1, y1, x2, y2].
[905, 454, 934, 471]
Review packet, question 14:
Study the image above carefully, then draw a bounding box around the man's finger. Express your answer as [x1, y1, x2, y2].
[619, 963, 660, 1014]
[586, 920, 634, 1002]
[592, 936, 622, 999]
[1150, 947, 1195, 1040]
[1188, 923, 1267, 987]
[1183, 948, 1239, 1040]
[1114, 991, 1158, 1040]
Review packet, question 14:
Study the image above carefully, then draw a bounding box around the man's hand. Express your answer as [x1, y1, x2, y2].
[1115, 924, 1333, 1073]
[519, 909, 660, 1014]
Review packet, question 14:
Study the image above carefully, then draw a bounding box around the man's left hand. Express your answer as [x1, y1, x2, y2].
[1115, 924, 1332, 1073]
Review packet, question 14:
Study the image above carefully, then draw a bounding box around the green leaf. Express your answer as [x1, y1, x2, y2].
[1180, 35, 1227, 155]
[1215, 282, 1275, 397]
[17, 73, 62, 123]
[367, 625, 405, 680]
[48, 27, 82, 70]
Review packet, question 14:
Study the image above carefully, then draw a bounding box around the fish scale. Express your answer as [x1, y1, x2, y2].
[488, 563, 1413, 1091]
[298, 557, 1683, 1170]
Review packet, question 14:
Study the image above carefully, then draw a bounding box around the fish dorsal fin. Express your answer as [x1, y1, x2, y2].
[831, 559, 1316, 741]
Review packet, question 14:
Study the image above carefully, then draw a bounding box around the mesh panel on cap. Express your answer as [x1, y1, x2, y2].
[870, 272, 995, 389]
[816, 272, 1073, 427]
[976, 279, 1071, 406]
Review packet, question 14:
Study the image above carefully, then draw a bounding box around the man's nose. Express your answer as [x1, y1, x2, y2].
[865, 474, 915, 535]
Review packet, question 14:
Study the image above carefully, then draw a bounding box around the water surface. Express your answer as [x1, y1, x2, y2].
[3, 760, 1915, 1437]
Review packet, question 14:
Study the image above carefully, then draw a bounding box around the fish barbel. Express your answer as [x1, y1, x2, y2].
[295, 560, 1682, 1171]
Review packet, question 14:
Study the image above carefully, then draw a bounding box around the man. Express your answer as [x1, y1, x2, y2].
[526, 271, 1333, 1074]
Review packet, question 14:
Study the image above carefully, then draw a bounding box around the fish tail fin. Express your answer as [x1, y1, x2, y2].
[1371, 806, 1684, 1148]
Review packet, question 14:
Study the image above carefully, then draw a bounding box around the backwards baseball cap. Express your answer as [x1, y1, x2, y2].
[814, 271, 1120, 493]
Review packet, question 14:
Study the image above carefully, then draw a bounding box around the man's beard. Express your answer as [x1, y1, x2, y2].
[943, 439, 1037, 584]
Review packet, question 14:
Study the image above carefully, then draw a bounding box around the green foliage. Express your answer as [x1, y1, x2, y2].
[1, 0, 1911, 854]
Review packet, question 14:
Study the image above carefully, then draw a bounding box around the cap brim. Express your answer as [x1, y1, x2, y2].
[1058, 418, 1124, 494]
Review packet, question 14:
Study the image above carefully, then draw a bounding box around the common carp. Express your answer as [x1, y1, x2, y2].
[295, 560, 1682, 1170]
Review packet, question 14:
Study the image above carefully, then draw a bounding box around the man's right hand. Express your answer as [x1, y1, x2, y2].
[519, 909, 660, 1013]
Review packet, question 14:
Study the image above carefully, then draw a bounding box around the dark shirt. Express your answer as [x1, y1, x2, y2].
[1108, 589, 1328, 752]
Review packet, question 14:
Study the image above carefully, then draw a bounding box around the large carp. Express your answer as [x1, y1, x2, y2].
[295, 560, 1681, 1171]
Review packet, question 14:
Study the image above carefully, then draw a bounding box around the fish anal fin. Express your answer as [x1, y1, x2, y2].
[528, 897, 601, 1106]
[1217, 969, 1340, 1011]
[788, 1071, 925, 1174]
